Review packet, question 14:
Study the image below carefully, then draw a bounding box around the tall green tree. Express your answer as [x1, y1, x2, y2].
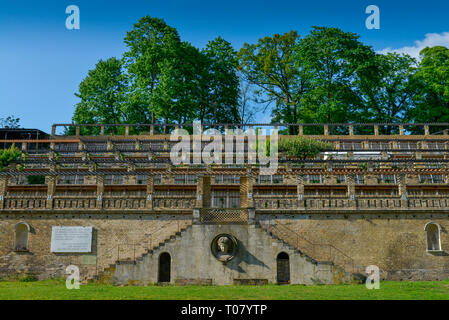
[151, 42, 200, 130]
[123, 16, 181, 125]
[71, 57, 127, 135]
[200, 37, 240, 125]
[238, 31, 306, 134]
[409, 46, 449, 128]
[296, 26, 376, 130]
[355, 53, 418, 133]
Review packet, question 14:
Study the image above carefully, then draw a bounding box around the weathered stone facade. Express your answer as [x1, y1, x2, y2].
[259, 214, 449, 281]
[0, 214, 190, 281]
[109, 223, 360, 285]
[1, 122, 449, 284]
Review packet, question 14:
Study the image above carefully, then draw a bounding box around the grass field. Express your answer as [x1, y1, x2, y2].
[0, 279, 449, 300]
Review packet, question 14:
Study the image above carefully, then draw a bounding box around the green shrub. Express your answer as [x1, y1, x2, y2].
[26, 175, 46, 185]
[0, 145, 22, 171]
[278, 136, 333, 159]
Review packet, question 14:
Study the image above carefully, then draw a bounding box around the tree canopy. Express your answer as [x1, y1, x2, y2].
[70, 16, 240, 134]
[409, 46, 449, 127]
[0, 116, 20, 128]
[69, 17, 449, 134]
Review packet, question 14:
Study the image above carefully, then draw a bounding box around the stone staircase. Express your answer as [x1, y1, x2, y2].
[93, 220, 364, 285]
[93, 224, 193, 284]
[256, 221, 364, 277]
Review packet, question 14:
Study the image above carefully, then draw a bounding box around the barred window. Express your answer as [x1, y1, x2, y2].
[256, 175, 283, 184]
[105, 175, 123, 185]
[174, 174, 197, 184]
[419, 175, 444, 184]
[304, 175, 323, 184]
[377, 175, 397, 184]
[355, 175, 364, 184]
[215, 175, 240, 184]
[211, 190, 240, 208]
[11, 175, 26, 185]
[58, 175, 84, 185]
[136, 175, 147, 185]
[336, 175, 346, 183]
[154, 174, 162, 184]
[426, 163, 444, 169]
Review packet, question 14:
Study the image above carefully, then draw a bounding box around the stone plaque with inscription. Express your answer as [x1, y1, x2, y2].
[50, 226, 92, 253]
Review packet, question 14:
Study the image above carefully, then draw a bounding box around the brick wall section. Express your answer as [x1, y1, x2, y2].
[258, 213, 449, 280]
[0, 214, 191, 281]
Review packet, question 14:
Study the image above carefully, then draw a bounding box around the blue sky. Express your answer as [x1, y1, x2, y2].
[1, 0, 449, 132]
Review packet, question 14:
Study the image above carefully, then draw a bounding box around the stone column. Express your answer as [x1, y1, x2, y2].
[96, 175, 104, 209]
[297, 175, 305, 209]
[346, 174, 356, 208]
[0, 176, 8, 209]
[146, 175, 154, 210]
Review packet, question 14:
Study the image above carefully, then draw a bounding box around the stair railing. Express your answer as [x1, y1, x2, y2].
[261, 221, 359, 274]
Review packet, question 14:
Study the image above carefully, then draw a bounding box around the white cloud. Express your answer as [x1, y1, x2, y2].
[378, 32, 449, 59]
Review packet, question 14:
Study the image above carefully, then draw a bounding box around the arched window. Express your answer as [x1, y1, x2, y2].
[14, 222, 30, 252]
[425, 222, 442, 251]
[276, 252, 290, 284]
[158, 252, 171, 283]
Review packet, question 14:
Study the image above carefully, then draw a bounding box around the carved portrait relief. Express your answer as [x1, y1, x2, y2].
[211, 234, 238, 262]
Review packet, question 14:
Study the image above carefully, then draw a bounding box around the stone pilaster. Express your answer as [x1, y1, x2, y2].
[297, 175, 304, 209]
[0, 176, 8, 209]
[146, 175, 154, 210]
[96, 175, 104, 209]
[196, 175, 211, 208]
[346, 174, 356, 208]
[398, 173, 408, 208]
[240, 175, 255, 208]
[46, 176, 57, 209]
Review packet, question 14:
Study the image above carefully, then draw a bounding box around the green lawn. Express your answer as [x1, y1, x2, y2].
[0, 279, 449, 300]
